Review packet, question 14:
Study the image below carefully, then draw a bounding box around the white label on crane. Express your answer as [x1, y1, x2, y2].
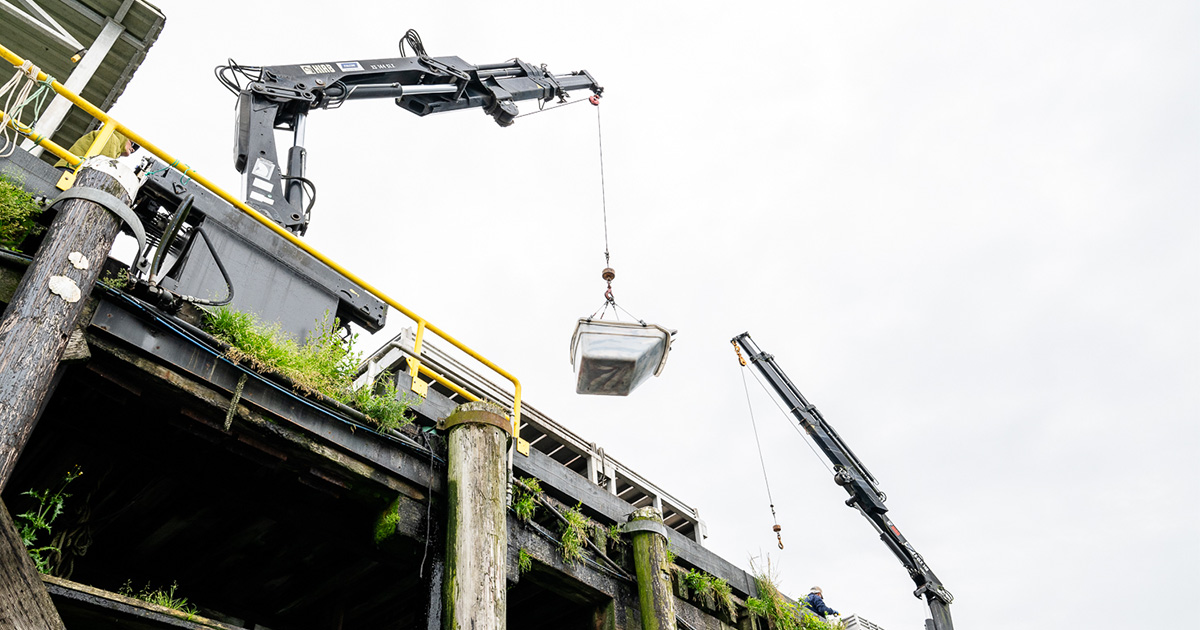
[338, 61, 364, 72]
[249, 190, 274, 205]
[251, 157, 276, 179]
[252, 177, 272, 192]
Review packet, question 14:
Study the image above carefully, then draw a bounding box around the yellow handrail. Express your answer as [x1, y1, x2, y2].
[0, 43, 522, 430]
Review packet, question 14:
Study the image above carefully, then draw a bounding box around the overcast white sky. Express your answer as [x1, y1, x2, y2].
[90, 0, 1200, 627]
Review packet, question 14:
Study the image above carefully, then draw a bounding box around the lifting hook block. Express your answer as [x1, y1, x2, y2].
[589, 94, 601, 106]
[732, 340, 747, 366]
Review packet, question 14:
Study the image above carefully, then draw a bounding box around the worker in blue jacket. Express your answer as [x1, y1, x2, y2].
[804, 586, 839, 617]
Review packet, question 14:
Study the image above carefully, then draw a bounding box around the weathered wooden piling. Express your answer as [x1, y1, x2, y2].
[0, 501, 66, 629]
[628, 507, 676, 630]
[0, 158, 140, 492]
[442, 401, 511, 630]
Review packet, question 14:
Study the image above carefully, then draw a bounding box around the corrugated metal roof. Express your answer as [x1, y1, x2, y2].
[0, 0, 165, 159]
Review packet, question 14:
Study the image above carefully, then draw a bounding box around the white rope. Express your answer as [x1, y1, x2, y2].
[1, 61, 45, 158]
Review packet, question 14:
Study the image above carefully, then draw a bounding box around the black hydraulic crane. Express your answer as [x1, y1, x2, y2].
[218, 32, 602, 235]
[731, 332, 954, 630]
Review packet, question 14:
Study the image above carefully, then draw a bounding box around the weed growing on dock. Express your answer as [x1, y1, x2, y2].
[711, 576, 736, 619]
[558, 502, 589, 566]
[98, 267, 133, 291]
[344, 373, 413, 433]
[684, 568, 714, 599]
[518, 548, 532, 574]
[679, 568, 735, 618]
[605, 523, 625, 547]
[15, 467, 81, 574]
[119, 580, 198, 620]
[511, 477, 543, 522]
[0, 174, 43, 252]
[203, 306, 412, 432]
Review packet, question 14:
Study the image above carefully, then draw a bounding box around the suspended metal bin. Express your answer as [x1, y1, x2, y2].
[570, 319, 675, 396]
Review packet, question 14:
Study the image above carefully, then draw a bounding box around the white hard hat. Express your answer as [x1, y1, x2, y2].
[810, 586, 823, 594]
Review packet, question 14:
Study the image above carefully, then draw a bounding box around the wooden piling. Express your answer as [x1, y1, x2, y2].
[628, 507, 676, 630]
[442, 401, 510, 630]
[0, 159, 139, 492]
[0, 501, 66, 629]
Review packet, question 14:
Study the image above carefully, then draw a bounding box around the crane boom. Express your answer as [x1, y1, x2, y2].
[221, 44, 602, 235]
[731, 332, 954, 630]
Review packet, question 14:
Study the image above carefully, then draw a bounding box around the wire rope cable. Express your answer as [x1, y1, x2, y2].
[736, 347, 785, 549]
[513, 96, 588, 119]
[747, 367, 836, 477]
[596, 102, 610, 268]
[740, 366, 777, 507]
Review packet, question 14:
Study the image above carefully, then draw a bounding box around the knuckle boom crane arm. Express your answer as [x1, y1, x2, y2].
[731, 332, 955, 630]
[222, 44, 602, 235]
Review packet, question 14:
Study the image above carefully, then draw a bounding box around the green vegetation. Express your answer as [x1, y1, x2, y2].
[15, 468, 81, 574]
[119, 580, 198, 620]
[558, 502, 589, 566]
[745, 571, 844, 630]
[593, 520, 622, 551]
[605, 522, 625, 548]
[664, 545, 676, 565]
[98, 267, 133, 291]
[518, 548, 532, 575]
[711, 576, 736, 619]
[510, 479, 613, 568]
[0, 174, 43, 252]
[680, 568, 736, 619]
[511, 477, 543, 522]
[343, 374, 409, 433]
[683, 568, 713, 599]
[203, 306, 413, 432]
[374, 497, 403, 545]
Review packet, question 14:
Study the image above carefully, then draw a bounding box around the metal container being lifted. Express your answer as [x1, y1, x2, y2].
[570, 319, 675, 396]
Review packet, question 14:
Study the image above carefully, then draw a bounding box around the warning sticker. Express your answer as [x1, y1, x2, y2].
[251, 157, 276, 179]
[249, 190, 274, 205]
[338, 61, 364, 72]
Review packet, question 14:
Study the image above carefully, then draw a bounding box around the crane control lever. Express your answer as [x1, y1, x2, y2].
[221, 47, 602, 235]
[731, 332, 955, 630]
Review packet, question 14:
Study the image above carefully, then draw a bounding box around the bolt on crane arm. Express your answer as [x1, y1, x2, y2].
[731, 332, 955, 630]
[223, 52, 602, 235]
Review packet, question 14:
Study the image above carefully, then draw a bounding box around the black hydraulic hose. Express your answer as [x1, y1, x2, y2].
[181, 225, 234, 307]
[148, 194, 194, 280]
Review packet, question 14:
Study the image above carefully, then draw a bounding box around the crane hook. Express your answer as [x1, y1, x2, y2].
[774, 523, 784, 549]
[602, 267, 616, 304]
[589, 94, 601, 106]
[732, 340, 747, 367]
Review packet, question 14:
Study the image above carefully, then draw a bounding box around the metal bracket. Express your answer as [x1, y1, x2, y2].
[439, 408, 513, 436]
[622, 518, 671, 539]
[406, 357, 428, 398]
[49, 186, 147, 267]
